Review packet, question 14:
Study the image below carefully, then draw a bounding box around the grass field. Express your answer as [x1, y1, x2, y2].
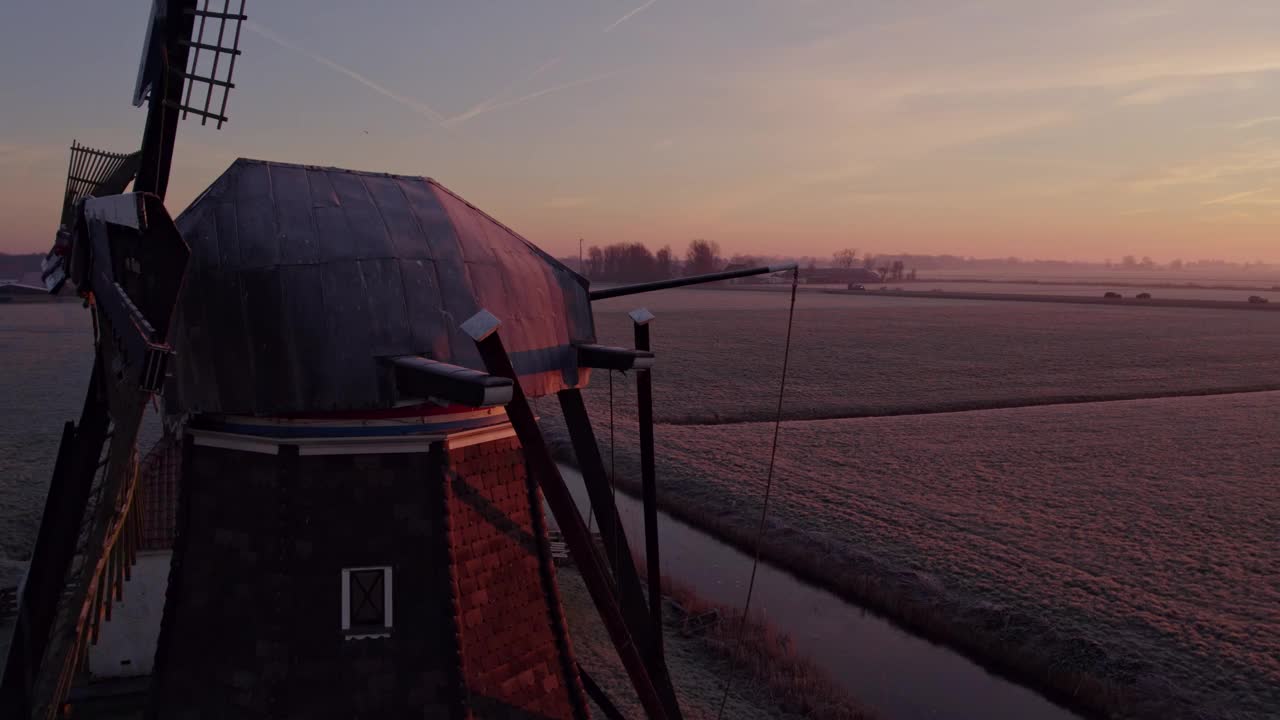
[542, 289, 1280, 720]
[4, 292, 1277, 719]
[583, 289, 1280, 425]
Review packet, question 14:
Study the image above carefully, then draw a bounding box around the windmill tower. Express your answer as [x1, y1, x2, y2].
[141, 160, 787, 717]
[146, 159, 637, 717]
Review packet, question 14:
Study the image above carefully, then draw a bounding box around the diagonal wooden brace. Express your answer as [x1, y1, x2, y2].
[557, 389, 682, 717]
[463, 311, 671, 720]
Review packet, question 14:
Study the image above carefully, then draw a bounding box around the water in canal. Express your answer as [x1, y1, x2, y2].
[556, 465, 1080, 720]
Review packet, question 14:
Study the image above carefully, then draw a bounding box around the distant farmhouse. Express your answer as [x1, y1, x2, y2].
[803, 267, 883, 284]
[722, 261, 803, 284]
[0, 280, 74, 302]
[0, 256, 73, 302]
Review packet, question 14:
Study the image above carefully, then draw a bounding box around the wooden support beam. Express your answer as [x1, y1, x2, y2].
[574, 344, 655, 371]
[558, 389, 682, 717]
[589, 263, 798, 301]
[463, 311, 671, 720]
[1, 357, 110, 718]
[383, 355, 513, 408]
[630, 308, 665, 666]
[578, 665, 627, 720]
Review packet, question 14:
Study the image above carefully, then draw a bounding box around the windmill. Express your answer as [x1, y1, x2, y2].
[5, 2, 800, 717]
[1, 1, 247, 717]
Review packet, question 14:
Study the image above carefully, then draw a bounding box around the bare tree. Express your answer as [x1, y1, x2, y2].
[685, 239, 722, 276]
[587, 245, 604, 278]
[655, 245, 674, 278]
[833, 248, 859, 269]
[583, 243, 668, 281]
[890, 260, 905, 280]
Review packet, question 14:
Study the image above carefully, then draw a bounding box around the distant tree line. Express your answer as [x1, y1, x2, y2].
[829, 247, 916, 281]
[562, 243, 1277, 283]
[581, 239, 724, 281]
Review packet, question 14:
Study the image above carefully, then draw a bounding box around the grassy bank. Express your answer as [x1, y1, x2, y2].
[556, 564, 872, 719]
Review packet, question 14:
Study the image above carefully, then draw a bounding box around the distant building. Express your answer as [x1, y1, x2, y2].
[803, 267, 882, 284]
[721, 262, 753, 284]
[0, 281, 75, 302]
[0, 282, 50, 300]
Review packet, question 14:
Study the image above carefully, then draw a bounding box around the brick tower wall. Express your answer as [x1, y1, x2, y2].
[446, 437, 589, 720]
[151, 442, 462, 718]
[149, 434, 589, 719]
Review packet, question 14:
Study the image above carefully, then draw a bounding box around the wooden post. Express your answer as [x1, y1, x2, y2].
[462, 311, 669, 720]
[1, 357, 110, 717]
[135, 0, 198, 200]
[557, 389, 682, 717]
[630, 308, 664, 664]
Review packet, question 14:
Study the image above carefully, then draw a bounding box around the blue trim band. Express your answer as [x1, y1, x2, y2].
[204, 414, 507, 439]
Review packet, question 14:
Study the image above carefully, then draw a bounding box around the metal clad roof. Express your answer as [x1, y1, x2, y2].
[168, 158, 594, 416]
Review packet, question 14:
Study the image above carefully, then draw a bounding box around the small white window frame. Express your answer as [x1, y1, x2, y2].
[341, 565, 393, 639]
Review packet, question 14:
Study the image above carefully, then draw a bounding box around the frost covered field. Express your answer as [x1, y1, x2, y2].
[543, 289, 1280, 719]
[584, 289, 1280, 424]
[4, 291, 1279, 718]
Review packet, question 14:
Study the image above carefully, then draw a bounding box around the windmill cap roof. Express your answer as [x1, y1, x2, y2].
[167, 158, 595, 416]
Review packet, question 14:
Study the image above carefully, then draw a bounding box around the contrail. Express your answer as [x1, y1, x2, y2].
[1232, 115, 1280, 130]
[246, 21, 447, 124]
[443, 72, 620, 127]
[445, 57, 563, 126]
[603, 0, 657, 33]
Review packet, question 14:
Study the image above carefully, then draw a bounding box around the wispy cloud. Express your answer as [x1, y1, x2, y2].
[1118, 79, 1207, 106]
[1232, 115, 1280, 130]
[1203, 189, 1264, 205]
[1201, 189, 1280, 207]
[1133, 148, 1280, 191]
[603, 0, 657, 33]
[0, 144, 61, 173]
[249, 22, 607, 130]
[545, 196, 589, 209]
[443, 72, 621, 127]
[247, 22, 447, 125]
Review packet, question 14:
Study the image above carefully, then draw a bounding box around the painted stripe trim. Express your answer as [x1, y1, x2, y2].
[202, 414, 506, 439]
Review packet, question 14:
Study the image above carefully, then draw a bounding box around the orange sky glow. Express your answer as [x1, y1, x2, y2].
[3, 1, 1280, 263]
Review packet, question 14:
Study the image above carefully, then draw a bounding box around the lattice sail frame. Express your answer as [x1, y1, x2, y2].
[59, 142, 141, 230]
[174, 0, 247, 128]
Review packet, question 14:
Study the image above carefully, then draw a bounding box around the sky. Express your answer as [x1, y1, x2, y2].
[3, 0, 1280, 263]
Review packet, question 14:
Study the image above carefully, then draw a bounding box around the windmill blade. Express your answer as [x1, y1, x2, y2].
[6, 3, 246, 716]
[174, 0, 247, 128]
[43, 142, 142, 294]
[59, 142, 142, 229]
[1, 195, 190, 719]
[134, 0, 247, 199]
